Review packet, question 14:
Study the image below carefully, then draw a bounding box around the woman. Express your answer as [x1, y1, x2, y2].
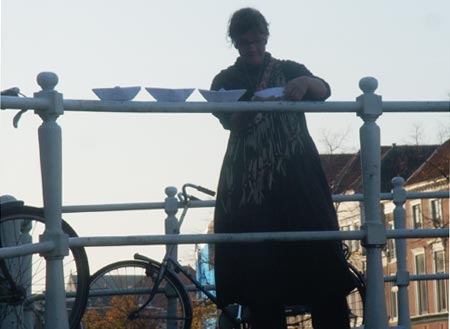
[211, 8, 356, 329]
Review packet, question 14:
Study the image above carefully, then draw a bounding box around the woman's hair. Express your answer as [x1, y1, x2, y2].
[228, 8, 270, 45]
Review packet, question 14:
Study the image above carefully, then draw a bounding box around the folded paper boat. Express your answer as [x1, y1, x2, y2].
[198, 89, 247, 102]
[92, 86, 141, 101]
[145, 88, 195, 102]
[253, 87, 284, 99]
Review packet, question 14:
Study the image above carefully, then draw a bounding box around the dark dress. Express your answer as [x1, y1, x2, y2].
[212, 53, 356, 308]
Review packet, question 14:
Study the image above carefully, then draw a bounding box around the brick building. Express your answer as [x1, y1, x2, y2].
[321, 140, 449, 328]
[383, 140, 449, 328]
[320, 143, 439, 271]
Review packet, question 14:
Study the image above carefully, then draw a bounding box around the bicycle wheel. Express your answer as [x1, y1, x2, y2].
[82, 259, 192, 329]
[285, 264, 366, 328]
[0, 204, 90, 329]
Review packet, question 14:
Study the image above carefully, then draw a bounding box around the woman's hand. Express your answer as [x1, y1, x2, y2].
[284, 76, 309, 101]
[284, 76, 329, 101]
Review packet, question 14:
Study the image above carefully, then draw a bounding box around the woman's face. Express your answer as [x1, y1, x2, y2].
[235, 31, 267, 67]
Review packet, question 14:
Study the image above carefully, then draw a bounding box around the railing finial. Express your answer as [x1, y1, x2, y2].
[392, 176, 407, 206]
[37, 72, 59, 91]
[359, 76, 378, 94]
[165, 186, 177, 198]
[391, 176, 405, 188]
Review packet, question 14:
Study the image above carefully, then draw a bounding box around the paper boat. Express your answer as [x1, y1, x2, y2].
[198, 89, 247, 102]
[92, 86, 141, 101]
[254, 87, 284, 99]
[145, 88, 195, 102]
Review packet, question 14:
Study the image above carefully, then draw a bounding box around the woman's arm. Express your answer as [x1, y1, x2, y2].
[284, 76, 329, 101]
[280, 60, 331, 101]
[211, 72, 256, 132]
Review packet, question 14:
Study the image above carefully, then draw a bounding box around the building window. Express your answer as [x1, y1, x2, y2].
[386, 222, 396, 261]
[430, 199, 443, 227]
[414, 253, 429, 314]
[434, 250, 448, 312]
[412, 204, 423, 229]
[390, 283, 398, 320]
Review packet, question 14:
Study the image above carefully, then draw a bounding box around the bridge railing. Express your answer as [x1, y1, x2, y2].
[0, 72, 449, 329]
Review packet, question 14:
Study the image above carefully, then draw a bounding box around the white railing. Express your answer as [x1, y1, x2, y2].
[0, 72, 449, 329]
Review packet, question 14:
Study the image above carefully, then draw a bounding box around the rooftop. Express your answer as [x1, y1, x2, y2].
[320, 142, 444, 193]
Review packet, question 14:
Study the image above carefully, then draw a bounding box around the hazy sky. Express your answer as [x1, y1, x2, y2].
[1, 0, 449, 270]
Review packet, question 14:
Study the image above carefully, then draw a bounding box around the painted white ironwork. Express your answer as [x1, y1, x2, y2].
[34, 72, 70, 329]
[357, 77, 390, 327]
[0, 72, 449, 329]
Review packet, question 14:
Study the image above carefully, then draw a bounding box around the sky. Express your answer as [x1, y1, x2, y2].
[1, 0, 449, 271]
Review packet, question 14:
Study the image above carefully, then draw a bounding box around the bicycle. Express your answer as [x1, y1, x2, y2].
[0, 199, 90, 329]
[81, 183, 366, 329]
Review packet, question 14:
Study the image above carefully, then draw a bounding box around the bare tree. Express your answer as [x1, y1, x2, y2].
[319, 126, 352, 154]
[406, 122, 427, 145]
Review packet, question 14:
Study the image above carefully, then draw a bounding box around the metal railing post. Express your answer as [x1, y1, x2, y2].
[164, 186, 179, 260]
[163, 186, 179, 329]
[357, 77, 389, 328]
[34, 72, 70, 329]
[392, 177, 411, 328]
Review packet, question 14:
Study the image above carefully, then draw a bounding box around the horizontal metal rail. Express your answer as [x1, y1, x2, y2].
[0, 226, 446, 261]
[404, 191, 449, 199]
[384, 273, 449, 282]
[60, 191, 449, 213]
[0, 228, 447, 259]
[26, 291, 77, 304]
[0, 241, 54, 259]
[26, 276, 449, 305]
[63, 99, 361, 113]
[0, 96, 50, 110]
[385, 228, 449, 239]
[1, 96, 449, 114]
[66, 228, 448, 248]
[86, 287, 168, 298]
[381, 101, 450, 112]
[62, 201, 167, 213]
[68, 230, 365, 247]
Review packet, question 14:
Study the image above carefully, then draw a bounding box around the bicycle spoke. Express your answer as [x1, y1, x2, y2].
[0, 208, 89, 329]
[83, 260, 192, 329]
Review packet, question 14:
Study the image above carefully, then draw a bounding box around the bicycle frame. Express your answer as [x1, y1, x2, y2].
[127, 183, 245, 326]
[130, 252, 244, 327]
[167, 255, 218, 305]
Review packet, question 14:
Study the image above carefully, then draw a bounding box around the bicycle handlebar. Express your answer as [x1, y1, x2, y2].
[1, 87, 21, 96]
[181, 183, 215, 202]
[1, 87, 29, 128]
[195, 185, 216, 197]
